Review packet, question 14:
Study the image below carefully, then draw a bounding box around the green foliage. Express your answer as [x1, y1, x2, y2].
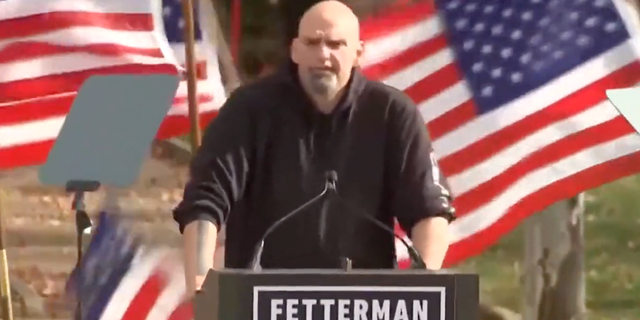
[459, 176, 640, 319]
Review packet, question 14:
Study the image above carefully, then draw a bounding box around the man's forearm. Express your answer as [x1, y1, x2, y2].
[183, 220, 218, 294]
[410, 217, 450, 269]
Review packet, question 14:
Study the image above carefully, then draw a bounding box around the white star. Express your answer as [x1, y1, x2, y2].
[519, 52, 532, 64]
[604, 22, 618, 33]
[178, 18, 185, 29]
[455, 19, 468, 30]
[584, 16, 599, 28]
[446, 0, 460, 10]
[501, 48, 513, 59]
[464, 3, 477, 12]
[538, 17, 551, 27]
[490, 68, 502, 78]
[511, 30, 523, 40]
[553, 50, 564, 59]
[576, 35, 591, 46]
[473, 23, 486, 33]
[481, 86, 493, 97]
[548, 0, 560, 8]
[163, 6, 172, 16]
[502, 8, 514, 18]
[483, 5, 495, 14]
[521, 11, 533, 21]
[569, 12, 580, 21]
[594, 0, 607, 7]
[463, 39, 475, 50]
[481, 45, 492, 54]
[511, 72, 523, 83]
[540, 43, 551, 53]
[560, 30, 574, 41]
[471, 62, 484, 73]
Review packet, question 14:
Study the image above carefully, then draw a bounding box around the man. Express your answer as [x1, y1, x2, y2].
[173, 0, 455, 294]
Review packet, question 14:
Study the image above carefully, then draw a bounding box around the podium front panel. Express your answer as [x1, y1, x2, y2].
[196, 270, 478, 320]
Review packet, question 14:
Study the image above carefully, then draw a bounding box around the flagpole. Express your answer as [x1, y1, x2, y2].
[0, 189, 13, 320]
[181, 0, 202, 151]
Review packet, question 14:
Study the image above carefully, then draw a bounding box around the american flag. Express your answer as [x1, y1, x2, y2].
[366, 0, 640, 267]
[0, 0, 225, 170]
[66, 212, 192, 320]
[157, 0, 226, 139]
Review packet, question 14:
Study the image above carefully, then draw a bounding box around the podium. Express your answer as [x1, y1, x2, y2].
[195, 269, 479, 320]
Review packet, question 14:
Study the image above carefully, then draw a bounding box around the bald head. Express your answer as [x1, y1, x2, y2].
[298, 1, 360, 41]
[291, 1, 364, 111]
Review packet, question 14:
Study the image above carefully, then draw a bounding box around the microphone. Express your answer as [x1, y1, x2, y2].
[324, 170, 428, 270]
[248, 173, 336, 270]
[318, 171, 337, 245]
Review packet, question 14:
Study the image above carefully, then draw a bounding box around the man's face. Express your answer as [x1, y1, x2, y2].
[292, 20, 362, 98]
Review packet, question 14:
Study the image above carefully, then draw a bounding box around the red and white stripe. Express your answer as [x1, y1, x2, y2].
[0, 0, 225, 169]
[151, 0, 226, 139]
[356, 1, 640, 266]
[99, 249, 193, 320]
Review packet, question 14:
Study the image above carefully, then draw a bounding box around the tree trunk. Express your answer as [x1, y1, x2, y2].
[522, 195, 586, 320]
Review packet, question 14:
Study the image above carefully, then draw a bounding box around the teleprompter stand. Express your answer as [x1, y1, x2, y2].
[194, 269, 479, 320]
[38, 74, 180, 319]
[66, 180, 98, 320]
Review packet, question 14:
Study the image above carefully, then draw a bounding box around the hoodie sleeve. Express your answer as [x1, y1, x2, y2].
[172, 88, 255, 233]
[386, 91, 456, 236]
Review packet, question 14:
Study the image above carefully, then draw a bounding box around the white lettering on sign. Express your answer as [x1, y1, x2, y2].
[255, 286, 445, 320]
[354, 299, 368, 320]
[302, 299, 317, 320]
[338, 299, 350, 320]
[372, 300, 390, 320]
[268, 299, 429, 320]
[413, 300, 428, 320]
[321, 299, 335, 320]
[287, 299, 299, 320]
[393, 300, 407, 320]
[271, 299, 284, 320]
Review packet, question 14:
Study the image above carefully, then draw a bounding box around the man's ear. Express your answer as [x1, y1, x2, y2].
[354, 40, 365, 67]
[290, 38, 300, 63]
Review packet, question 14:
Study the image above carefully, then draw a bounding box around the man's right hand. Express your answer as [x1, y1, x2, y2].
[183, 220, 218, 296]
[195, 275, 206, 292]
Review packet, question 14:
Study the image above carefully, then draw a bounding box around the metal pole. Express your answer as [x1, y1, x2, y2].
[0, 189, 14, 320]
[181, 0, 203, 150]
[72, 190, 92, 320]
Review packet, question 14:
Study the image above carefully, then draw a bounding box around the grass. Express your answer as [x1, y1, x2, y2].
[457, 175, 640, 319]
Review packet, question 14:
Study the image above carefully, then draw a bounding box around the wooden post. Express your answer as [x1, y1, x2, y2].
[0, 189, 14, 320]
[181, 0, 203, 151]
[522, 194, 586, 320]
[206, 0, 242, 93]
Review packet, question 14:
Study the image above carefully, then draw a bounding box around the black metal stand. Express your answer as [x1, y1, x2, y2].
[66, 180, 99, 320]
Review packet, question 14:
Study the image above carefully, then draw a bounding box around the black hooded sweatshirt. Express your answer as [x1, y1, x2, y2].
[173, 62, 455, 269]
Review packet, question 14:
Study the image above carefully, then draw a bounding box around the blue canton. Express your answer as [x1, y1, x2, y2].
[66, 212, 141, 320]
[437, 0, 631, 114]
[162, 0, 202, 44]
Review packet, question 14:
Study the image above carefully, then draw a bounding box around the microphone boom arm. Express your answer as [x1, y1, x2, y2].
[249, 181, 332, 270]
[336, 196, 428, 270]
